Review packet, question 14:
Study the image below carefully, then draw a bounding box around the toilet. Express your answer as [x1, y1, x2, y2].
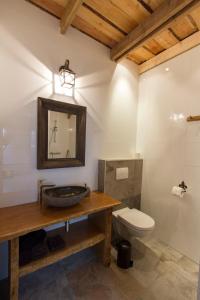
[112, 207, 155, 239]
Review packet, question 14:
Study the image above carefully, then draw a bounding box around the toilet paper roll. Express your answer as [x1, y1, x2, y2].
[171, 186, 184, 198]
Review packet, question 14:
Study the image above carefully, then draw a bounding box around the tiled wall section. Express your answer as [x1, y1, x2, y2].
[137, 44, 200, 263]
[98, 159, 143, 210]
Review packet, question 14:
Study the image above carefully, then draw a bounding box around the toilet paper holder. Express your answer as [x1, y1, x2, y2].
[178, 181, 187, 192]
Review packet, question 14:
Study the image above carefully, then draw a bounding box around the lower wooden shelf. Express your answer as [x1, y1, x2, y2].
[19, 220, 105, 277]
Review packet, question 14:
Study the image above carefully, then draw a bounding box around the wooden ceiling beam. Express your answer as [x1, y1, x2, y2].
[27, 0, 63, 18]
[111, 0, 200, 61]
[139, 30, 200, 73]
[60, 0, 84, 34]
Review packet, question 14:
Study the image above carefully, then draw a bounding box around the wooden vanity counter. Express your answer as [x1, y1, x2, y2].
[0, 192, 120, 300]
[0, 192, 120, 242]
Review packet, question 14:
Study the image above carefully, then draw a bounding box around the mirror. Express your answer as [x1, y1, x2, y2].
[37, 98, 86, 169]
[48, 111, 76, 159]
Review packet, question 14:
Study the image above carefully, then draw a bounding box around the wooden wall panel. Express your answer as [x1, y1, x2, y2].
[72, 16, 117, 47]
[142, 0, 165, 11]
[139, 30, 200, 73]
[154, 29, 179, 49]
[111, 0, 200, 61]
[27, 0, 200, 71]
[189, 6, 200, 29]
[127, 53, 144, 64]
[170, 15, 197, 40]
[110, 0, 150, 23]
[28, 0, 63, 17]
[144, 38, 165, 54]
[73, 6, 125, 47]
[129, 47, 155, 63]
[84, 0, 138, 33]
[55, 0, 67, 5]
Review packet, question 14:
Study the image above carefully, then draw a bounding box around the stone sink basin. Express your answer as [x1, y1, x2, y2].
[43, 185, 90, 208]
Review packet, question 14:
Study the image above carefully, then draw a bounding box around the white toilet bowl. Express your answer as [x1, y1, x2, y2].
[113, 207, 155, 239]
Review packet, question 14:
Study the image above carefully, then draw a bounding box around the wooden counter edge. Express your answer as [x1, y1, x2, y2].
[0, 192, 121, 242]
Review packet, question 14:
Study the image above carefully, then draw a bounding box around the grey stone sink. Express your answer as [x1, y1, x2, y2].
[43, 186, 90, 208]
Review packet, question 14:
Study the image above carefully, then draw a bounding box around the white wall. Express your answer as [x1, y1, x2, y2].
[0, 0, 138, 279]
[137, 45, 200, 262]
[3, 0, 199, 277]
[198, 268, 200, 300]
[0, 0, 138, 208]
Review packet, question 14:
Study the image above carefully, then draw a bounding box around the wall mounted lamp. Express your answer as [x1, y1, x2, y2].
[59, 59, 76, 89]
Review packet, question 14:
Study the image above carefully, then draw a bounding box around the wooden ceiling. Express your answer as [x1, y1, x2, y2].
[27, 0, 200, 73]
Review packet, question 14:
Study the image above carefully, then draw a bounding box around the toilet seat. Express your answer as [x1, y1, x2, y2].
[113, 207, 155, 231]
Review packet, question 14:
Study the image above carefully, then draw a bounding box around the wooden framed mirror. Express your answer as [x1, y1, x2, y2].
[37, 98, 86, 169]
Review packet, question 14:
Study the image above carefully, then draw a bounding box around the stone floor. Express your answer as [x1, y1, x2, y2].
[1, 238, 199, 300]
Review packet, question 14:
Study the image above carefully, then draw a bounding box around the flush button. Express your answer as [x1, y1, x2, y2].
[116, 167, 129, 180]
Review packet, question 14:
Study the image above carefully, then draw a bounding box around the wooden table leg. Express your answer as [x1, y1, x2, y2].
[102, 208, 112, 267]
[9, 238, 19, 300]
[88, 208, 113, 267]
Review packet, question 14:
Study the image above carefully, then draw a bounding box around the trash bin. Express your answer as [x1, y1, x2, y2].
[117, 240, 133, 269]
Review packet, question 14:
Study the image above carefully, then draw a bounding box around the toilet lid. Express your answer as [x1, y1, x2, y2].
[116, 208, 155, 231]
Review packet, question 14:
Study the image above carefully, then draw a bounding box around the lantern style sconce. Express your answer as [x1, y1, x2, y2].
[59, 59, 76, 89]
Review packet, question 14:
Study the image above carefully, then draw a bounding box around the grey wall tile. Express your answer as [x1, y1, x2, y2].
[98, 159, 143, 210]
[98, 160, 106, 193]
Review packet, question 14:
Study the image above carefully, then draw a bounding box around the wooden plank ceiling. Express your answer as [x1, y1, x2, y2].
[27, 0, 200, 73]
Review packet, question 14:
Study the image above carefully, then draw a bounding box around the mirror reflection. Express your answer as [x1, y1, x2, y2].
[48, 110, 76, 159]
